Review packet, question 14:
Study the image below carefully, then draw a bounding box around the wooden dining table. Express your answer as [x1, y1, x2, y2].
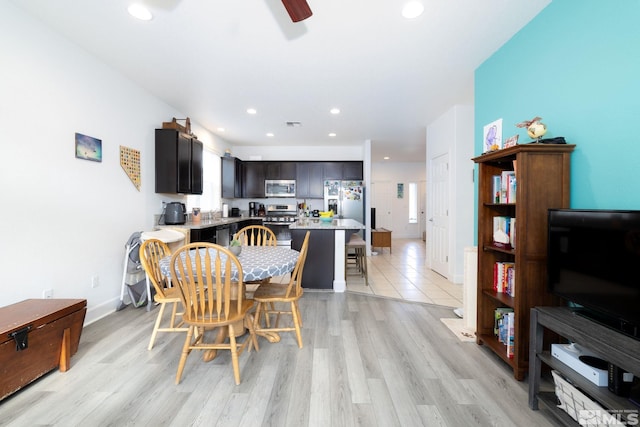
[158, 245, 300, 360]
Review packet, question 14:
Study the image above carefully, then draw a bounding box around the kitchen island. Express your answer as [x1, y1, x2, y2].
[290, 218, 365, 291]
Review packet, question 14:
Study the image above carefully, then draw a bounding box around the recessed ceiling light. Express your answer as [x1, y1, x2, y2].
[128, 4, 153, 21]
[247, 108, 257, 115]
[330, 108, 340, 115]
[328, 133, 336, 137]
[402, 1, 424, 19]
[384, 156, 390, 160]
[266, 132, 274, 137]
[217, 127, 225, 132]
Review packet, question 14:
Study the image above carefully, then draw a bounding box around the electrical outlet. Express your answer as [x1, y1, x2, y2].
[91, 274, 99, 288]
[43, 289, 53, 299]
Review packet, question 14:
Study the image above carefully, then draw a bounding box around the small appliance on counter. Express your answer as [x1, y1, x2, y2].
[231, 207, 241, 217]
[249, 201, 257, 217]
[164, 202, 186, 225]
[222, 203, 229, 218]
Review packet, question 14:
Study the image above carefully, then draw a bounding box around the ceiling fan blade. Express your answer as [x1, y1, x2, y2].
[281, 0, 313, 22]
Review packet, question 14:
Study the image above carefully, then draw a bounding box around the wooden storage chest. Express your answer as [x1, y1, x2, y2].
[0, 299, 86, 401]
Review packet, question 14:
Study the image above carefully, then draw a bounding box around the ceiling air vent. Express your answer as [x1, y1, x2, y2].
[286, 121, 302, 127]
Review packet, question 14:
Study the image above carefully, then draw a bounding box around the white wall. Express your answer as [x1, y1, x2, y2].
[371, 162, 426, 239]
[426, 105, 475, 283]
[0, 3, 229, 323]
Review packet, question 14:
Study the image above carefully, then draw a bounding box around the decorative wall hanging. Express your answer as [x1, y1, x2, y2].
[75, 133, 102, 162]
[397, 183, 404, 199]
[120, 145, 141, 191]
[483, 118, 503, 153]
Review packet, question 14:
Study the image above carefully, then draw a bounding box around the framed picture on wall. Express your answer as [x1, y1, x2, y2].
[75, 133, 102, 162]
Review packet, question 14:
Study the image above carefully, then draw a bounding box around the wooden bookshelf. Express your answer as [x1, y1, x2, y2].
[473, 144, 575, 380]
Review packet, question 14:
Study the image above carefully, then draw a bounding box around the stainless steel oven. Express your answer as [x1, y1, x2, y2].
[263, 204, 297, 247]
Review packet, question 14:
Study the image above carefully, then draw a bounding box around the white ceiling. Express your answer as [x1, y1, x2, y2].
[11, 0, 550, 162]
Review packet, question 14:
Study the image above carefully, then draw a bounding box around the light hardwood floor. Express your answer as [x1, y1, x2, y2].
[347, 238, 463, 308]
[1, 292, 557, 426]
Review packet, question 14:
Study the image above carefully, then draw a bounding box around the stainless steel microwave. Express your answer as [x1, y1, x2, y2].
[265, 180, 296, 198]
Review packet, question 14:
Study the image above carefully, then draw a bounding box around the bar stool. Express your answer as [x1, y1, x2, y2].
[345, 234, 369, 286]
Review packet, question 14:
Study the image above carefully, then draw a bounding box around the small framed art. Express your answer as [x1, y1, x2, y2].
[75, 133, 102, 162]
[483, 118, 503, 153]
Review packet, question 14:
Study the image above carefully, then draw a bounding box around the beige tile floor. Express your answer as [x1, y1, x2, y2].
[346, 238, 463, 308]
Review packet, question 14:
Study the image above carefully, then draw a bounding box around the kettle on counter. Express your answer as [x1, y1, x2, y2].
[164, 202, 186, 225]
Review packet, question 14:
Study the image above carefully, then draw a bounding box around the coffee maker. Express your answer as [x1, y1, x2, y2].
[248, 201, 257, 217]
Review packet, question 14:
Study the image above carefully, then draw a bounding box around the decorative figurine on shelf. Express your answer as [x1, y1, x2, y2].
[516, 116, 547, 142]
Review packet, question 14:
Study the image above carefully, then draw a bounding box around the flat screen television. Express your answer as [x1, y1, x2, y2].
[548, 209, 640, 339]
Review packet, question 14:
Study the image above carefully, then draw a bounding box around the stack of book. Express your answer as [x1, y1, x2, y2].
[494, 308, 515, 359]
[491, 171, 517, 204]
[493, 261, 515, 296]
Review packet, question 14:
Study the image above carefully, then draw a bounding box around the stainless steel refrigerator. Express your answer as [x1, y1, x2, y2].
[324, 180, 365, 234]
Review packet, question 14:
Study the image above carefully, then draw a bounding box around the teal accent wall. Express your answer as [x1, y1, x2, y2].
[475, 0, 640, 218]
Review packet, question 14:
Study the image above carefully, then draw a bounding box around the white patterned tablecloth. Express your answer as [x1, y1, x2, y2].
[159, 246, 299, 282]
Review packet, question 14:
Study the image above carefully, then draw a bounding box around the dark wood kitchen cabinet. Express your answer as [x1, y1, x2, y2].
[323, 161, 363, 180]
[266, 161, 296, 180]
[155, 129, 203, 194]
[342, 162, 363, 180]
[221, 156, 243, 198]
[243, 161, 266, 198]
[296, 162, 324, 198]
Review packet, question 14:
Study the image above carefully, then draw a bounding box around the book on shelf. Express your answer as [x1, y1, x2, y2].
[494, 307, 514, 341]
[500, 170, 516, 203]
[506, 311, 515, 359]
[492, 175, 501, 203]
[492, 216, 513, 248]
[493, 261, 515, 295]
[494, 308, 515, 358]
[509, 217, 516, 249]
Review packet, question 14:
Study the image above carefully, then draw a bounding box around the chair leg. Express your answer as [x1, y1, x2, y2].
[291, 301, 303, 348]
[148, 301, 166, 350]
[360, 248, 369, 286]
[228, 325, 241, 385]
[175, 325, 194, 384]
[246, 313, 259, 352]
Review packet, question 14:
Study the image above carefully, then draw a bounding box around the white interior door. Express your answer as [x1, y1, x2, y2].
[419, 180, 426, 241]
[429, 154, 449, 277]
[371, 181, 393, 230]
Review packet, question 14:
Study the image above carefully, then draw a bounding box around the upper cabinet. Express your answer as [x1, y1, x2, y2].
[322, 161, 363, 180]
[266, 161, 296, 180]
[296, 162, 324, 198]
[221, 158, 363, 199]
[155, 129, 203, 194]
[243, 161, 266, 198]
[221, 156, 243, 198]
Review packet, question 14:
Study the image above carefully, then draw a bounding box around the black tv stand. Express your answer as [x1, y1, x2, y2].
[573, 307, 640, 341]
[529, 307, 640, 424]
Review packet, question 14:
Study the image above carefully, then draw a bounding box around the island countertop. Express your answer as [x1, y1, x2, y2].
[289, 218, 364, 230]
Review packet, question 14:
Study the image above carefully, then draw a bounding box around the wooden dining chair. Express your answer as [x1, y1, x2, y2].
[234, 225, 277, 247]
[139, 238, 188, 350]
[171, 243, 257, 385]
[252, 231, 310, 349]
[234, 225, 278, 287]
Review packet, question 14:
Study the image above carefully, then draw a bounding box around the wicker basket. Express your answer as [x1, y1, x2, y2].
[551, 370, 624, 426]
